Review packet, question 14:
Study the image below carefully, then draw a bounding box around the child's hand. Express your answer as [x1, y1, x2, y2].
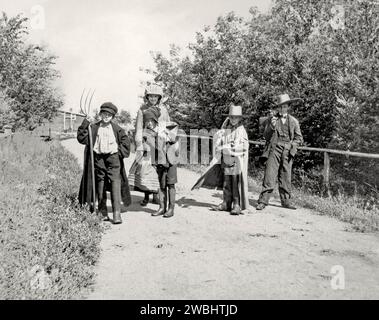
[86, 115, 95, 123]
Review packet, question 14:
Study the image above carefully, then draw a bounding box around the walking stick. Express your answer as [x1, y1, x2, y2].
[80, 88, 96, 212]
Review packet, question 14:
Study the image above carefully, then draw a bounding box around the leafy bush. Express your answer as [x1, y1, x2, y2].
[0, 13, 63, 130]
[0, 134, 103, 299]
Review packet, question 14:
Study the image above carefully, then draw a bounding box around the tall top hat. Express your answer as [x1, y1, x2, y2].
[275, 93, 303, 106]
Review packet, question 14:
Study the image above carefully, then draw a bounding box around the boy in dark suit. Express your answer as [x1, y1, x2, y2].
[257, 94, 303, 210]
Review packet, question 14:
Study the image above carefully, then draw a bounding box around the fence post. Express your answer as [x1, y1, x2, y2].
[190, 129, 199, 165]
[199, 129, 209, 165]
[323, 151, 331, 197]
[177, 129, 188, 165]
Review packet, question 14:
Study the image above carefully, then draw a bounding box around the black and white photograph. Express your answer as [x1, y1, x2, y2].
[0, 0, 378, 305]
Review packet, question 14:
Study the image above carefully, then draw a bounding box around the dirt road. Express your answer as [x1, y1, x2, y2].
[62, 139, 379, 299]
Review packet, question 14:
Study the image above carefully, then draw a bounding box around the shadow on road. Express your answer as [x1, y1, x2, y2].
[176, 196, 214, 209]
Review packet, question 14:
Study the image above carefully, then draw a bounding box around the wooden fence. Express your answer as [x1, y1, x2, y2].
[178, 133, 379, 190]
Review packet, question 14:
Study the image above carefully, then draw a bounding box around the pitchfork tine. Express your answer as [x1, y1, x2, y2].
[84, 89, 91, 115]
[80, 88, 86, 115]
[88, 89, 95, 114]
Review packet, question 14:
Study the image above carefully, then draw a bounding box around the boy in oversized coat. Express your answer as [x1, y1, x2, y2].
[192, 105, 250, 215]
[142, 107, 179, 218]
[77, 102, 131, 224]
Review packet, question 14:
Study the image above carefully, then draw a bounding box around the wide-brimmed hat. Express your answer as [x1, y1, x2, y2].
[222, 105, 249, 117]
[100, 102, 118, 116]
[275, 94, 303, 107]
[145, 83, 163, 98]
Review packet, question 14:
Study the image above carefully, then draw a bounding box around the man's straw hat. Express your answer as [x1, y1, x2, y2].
[275, 93, 303, 106]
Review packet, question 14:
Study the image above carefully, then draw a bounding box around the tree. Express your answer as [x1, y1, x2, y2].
[0, 13, 63, 130]
[145, 0, 379, 191]
[114, 110, 132, 126]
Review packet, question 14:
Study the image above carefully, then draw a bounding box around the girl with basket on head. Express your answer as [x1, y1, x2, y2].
[128, 83, 170, 206]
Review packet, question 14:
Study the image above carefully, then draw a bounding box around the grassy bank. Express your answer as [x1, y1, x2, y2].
[0, 134, 103, 299]
[181, 163, 379, 233]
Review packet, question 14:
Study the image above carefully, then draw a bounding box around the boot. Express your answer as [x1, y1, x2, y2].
[111, 180, 122, 224]
[163, 186, 176, 218]
[230, 198, 241, 215]
[230, 178, 241, 215]
[152, 193, 159, 205]
[97, 180, 109, 221]
[152, 189, 167, 216]
[140, 192, 150, 207]
[256, 203, 266, 210]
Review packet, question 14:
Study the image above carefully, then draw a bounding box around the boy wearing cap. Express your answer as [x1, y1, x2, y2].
[77, 102, 131, 224]
[256, 94, 303, 210]
[192, 105, 249, 215]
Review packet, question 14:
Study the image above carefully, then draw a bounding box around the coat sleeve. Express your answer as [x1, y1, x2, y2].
[292, 118, 303, 146]
[77, 119, 90, 145]
[263, 119, 275, 142]
[134, 109, 144, 151]
[118, 128, 131, 159]
[289, 118, 303, 157]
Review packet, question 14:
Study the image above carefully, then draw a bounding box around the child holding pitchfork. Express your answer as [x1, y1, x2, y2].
[77, 102, 131, 224]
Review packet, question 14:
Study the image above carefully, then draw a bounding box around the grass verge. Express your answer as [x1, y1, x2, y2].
[0, 134, 103, 299]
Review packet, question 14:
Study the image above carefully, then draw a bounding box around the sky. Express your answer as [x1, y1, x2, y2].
[1, 0, 272, 118]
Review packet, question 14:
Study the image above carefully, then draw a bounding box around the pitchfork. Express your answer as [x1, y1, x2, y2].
[80, 88, 96, 212]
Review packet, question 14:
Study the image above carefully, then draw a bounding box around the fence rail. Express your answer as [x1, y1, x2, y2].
[178, 133, 379, 192]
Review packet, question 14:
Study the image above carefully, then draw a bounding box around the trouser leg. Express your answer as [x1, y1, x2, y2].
[279, 151, 294, 205]
[94, 154, 108, 217]
[97, 179, 109, 219]
[223, 174, 233, 210]
[258, 146, 282, 205]
[105, 153, 122, 224]
[231, 174, 240, 207]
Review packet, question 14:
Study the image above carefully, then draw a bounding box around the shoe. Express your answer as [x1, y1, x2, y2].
[282, 201, 296, 210]
[256, 203, 266, 210]
[152, 189, 167, 216]
[230, 204, 241, 215]
[163, 186, 175, 218]
[210, 202, 231, 211]
[140, 199, 148, 207]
